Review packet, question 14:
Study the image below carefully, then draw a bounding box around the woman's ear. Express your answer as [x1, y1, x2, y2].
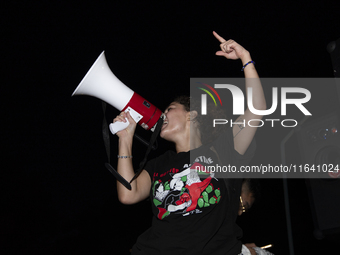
[188, 110, 198, 121]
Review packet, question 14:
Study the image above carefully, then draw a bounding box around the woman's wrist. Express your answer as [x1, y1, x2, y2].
[118, 136, 133, 151]
[117, 155, 133, 159]
[240, 51, 252, 65]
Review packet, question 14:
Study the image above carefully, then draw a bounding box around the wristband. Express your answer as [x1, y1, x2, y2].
[241, 60, 255, 71]
[117, 155, 133, 158]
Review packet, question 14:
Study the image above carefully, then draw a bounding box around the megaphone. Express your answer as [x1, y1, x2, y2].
[72, 51, 164, 134]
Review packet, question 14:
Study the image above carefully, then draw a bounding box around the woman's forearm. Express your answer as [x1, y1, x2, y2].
[116, 137, 138, 203]
[241, 52, 267, 112]
[116, 137, 151, 204]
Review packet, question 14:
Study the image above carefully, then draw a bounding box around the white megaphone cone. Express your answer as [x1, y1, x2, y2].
[72, 51, 164, 134]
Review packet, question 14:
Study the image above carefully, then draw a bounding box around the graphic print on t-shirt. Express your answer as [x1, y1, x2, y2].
[152, 156, 222, 220]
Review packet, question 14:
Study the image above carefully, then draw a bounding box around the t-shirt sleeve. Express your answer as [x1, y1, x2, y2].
[143, 150, 176, 180]
[144, 156, 157, 180]
[233, 134, 256, 167]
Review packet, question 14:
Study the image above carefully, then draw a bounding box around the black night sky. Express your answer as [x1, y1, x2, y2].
[2, 1, 340, 254]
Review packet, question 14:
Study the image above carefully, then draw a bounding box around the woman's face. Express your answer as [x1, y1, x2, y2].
[160, 102, 190, 141]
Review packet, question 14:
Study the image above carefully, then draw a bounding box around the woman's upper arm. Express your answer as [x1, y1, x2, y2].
[135, 169, 152, 202]
[118, 169, 151, 205]
[232, 109, 260, 155]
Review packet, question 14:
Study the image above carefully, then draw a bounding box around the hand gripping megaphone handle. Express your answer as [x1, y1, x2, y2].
[109, 107, 143, 135]
[109, 119, 130, 134]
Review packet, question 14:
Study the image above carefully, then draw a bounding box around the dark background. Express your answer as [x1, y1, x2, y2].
[2, 1, 340, 254]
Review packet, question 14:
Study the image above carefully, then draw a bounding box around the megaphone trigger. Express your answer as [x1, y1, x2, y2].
[109, 118, 130, 135]
[109, 107, 144, 135]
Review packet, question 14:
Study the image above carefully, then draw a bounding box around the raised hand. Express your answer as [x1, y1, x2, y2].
[213, 31, 250, 61]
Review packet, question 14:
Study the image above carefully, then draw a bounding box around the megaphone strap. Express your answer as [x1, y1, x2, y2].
[134, 133, 158, 150]
[101, 101, 163, 190]
[105, 163, 132, 190]
[102, 102, 111, 163]
[129, 117, 164, 183]
[102, 102, 132, 190]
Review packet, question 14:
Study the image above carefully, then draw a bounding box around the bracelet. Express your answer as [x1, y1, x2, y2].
[117, 155, 133, 159]
[241, 60, 255, 71]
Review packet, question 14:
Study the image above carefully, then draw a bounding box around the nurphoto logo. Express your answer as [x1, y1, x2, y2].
[198, 83, 312, 128]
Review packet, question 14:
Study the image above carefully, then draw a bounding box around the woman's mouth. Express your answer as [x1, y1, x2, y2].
[162, 120, 168, 129]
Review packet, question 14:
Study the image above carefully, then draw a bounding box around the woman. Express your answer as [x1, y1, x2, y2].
[114, 31, 266, 255]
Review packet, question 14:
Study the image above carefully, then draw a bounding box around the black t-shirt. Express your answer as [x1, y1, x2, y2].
[131, 128, 255, 255]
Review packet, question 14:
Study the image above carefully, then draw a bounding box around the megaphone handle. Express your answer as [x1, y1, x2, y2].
[109, 118, 130, 135]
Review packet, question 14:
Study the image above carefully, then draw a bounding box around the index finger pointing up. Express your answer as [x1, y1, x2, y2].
[213, 31, 226, 43]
